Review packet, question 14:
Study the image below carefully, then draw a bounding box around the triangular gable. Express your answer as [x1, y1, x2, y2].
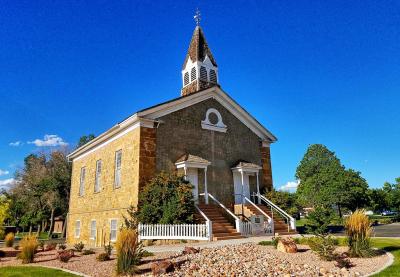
[138, 86, 277, 143]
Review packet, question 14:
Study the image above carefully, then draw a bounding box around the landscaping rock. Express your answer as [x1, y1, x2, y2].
[277, 238, 298, 253]
[151, 260, 175, 275]
[182, 246, 200, 255]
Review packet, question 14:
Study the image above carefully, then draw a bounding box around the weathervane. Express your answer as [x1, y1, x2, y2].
[194, 8, 201, 26]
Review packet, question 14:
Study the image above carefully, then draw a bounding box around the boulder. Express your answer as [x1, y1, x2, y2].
[182, 246, 200, 255]
[276, 238, 298, 253]
[151, 260, 175, 275]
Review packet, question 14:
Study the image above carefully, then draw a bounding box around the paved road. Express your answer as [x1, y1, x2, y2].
[372, 223, 400, 237]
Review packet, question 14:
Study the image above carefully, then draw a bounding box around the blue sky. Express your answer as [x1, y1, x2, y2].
[1, 1, 399, 190]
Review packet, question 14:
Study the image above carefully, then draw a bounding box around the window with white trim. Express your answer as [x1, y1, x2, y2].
[184, 72, 189, 86]
[95, 160, 102, 193]
[75, 220, 81, 238]
[191, 67, 196, 82]
[79, 167, 86, 196]
[200, 66, 207, 80]
[90, 220, 96, 240]
[110, 219, 117, 242]
[114, 150, 122, 188]
[209, 69, 217, 83]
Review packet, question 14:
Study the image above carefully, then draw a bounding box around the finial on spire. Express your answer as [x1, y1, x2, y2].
[194, 8, 201, 26]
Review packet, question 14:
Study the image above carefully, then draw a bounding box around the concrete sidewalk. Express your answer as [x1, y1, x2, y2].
[143, 235, 279, 253]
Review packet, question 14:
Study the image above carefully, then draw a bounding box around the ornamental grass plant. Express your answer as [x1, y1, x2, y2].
[345, 209, 373, 257]
[115, 228, 143, 275]
[4, 233, 14, 247]
[19, 235, 38, 263]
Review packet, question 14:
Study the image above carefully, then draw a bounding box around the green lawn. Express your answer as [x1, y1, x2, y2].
[15, 232, 50, 240]
[371, 238, 400, 277]
[0, 266, 78, 277]
[296, 218, 308, 227]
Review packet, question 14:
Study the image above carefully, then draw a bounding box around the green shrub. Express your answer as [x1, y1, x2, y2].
[82, 249, 96, 255]
[115, 228, 143, 275]
[305, 206, 336, 236]
[142, 250, 154, 257]
[58, 243, 67, 250]
[96, 252, 111, 262]
[135, 172, 195, 224]
[345, 209, 373, 257]
[258, 240, 274, 246]
[307, 236, 337, 261]
[19, 235, 38, 263]
[378, 218, 392, 225]
[5, 233, 15, 247]
[272, 236, 281, 248]
[104, 242, 113, 256]
[73, 241, 85, 252]
[38, 240, 45, 251]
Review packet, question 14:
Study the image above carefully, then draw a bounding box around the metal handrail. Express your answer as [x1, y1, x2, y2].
[199, 193, 241, 232]
[256, 193, 296, 230]
[235, 194, 272, 222]
[195, 204, 212, 241]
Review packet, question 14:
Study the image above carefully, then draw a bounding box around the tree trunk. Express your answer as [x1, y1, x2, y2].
[337, 204, 342, 218]
[48, 208, 55, 237]
[62, 215, 67, 238]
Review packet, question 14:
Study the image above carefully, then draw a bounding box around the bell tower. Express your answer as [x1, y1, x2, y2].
[181, 10, 219, 96]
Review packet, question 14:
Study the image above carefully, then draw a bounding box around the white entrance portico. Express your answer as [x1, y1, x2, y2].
[231, 161, 262, 204]
[175, 154, 211, 203]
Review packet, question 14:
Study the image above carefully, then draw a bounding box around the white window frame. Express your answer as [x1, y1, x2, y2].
[110, 219, 118, 242]
[95, 160, 102, 193]
[75, 220, 81, 238]
[90, 220, 96, 240]
[114, 150, 122, 188]
[79, 167, 86, 196]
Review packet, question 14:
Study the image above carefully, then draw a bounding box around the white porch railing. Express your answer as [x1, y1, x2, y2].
[240, 221, 273, 236]
[201, 192, 241, 233]
[138, 222, 210, 241]
[256, 193, 296, 231]
[235, 193, 274, 235]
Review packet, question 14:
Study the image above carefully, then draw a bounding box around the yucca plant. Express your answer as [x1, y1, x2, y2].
[5, 233, 15, 247]
[19, 234, 38, 263]
[345, 209, 373, 257]
[115, 228, 143, 275]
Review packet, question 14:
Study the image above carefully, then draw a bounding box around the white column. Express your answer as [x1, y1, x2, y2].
[184, 166, 187, 181]
[240, 170, 245, 216]
[256, 172, 260, 204]
[204, 167, 209, 204]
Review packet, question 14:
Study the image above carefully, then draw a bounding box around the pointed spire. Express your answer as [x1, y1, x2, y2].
[181, 11, 219, 96]
[182, 25, 217, 70]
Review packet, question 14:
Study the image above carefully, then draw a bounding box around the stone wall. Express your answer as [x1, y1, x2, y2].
[155, 98, 271, 207]
[261, 145, 273, 192]
[67, 127, 141, 245]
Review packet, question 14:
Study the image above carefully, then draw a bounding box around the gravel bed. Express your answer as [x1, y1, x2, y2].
[162, 243, 390, 277]
[0, 243, 391, 277]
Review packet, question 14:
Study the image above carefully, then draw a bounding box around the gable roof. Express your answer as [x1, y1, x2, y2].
[68, 86, 277, 161]
[182, 26, 217, 69]
[137, 86, 277, 143]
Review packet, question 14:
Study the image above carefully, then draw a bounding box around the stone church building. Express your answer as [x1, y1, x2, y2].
[66, 21, 291, 245]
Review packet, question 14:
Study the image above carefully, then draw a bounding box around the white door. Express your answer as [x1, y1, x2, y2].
[186, 168, 199, 202]
[233, 172, 250, 204]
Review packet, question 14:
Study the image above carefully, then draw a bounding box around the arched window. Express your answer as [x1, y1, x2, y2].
[191, 67, 197, 82]
[209, 69, 217, 83]
[184, 72, 189, 86]
[200, 66, 207, 81]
